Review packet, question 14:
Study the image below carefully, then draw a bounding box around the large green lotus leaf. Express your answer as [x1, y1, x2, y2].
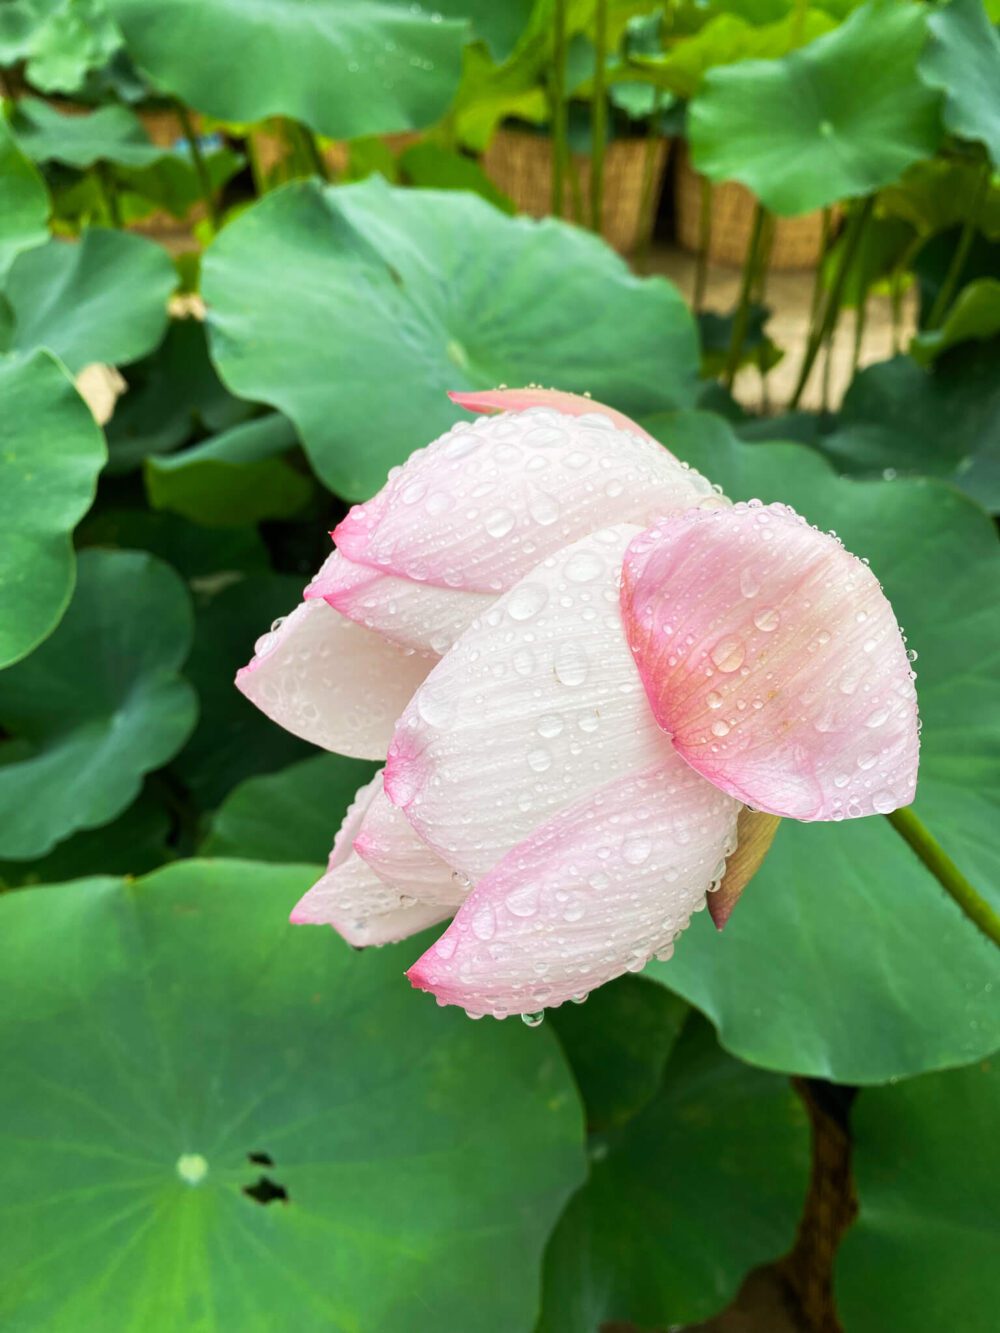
[203, 752, 379, 863]
[836, 1057, 998, 1332]
[202, 177, 699, 499]
[107, 0, 468, 139]
[145, 412, 316, 527]
[0, 787, 170, 887]
[1, 0, 123, 94]
[9, 94, 164, 167]
[0, 349, 105, 669]
[910, 278, 1000, 364]
[106, 316, 255, 473]
[2, 228, 175, 372]
[689, 0, 943, 216]
[920, 0, 1000, 168]
[0, 861, 585, 1331]
[821, 341, 1000, 511]
[0, 114, 49, 279]
[548, 975, 691, 1132]
[0, 548, 197, 859]
[634, 8, 835, 100]
[172, 572, 314, 807]
[538, 1015, 810, 1331]
[640, 412, 1000, 1082]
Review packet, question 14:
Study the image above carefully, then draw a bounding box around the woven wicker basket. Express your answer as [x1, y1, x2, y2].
[483, 127, 669, 255]
[676, 144, 826, 270]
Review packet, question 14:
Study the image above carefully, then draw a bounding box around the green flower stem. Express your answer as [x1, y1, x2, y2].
[589, 0, 608, 235]
[789, 196, 873, 409]
[175, 102, 219, 233]
[94, 161, 122, 228]
[550, 0, 568, 218]
[887, 807, 1000, 949]
[925, 159, 990, 331]
[693, 174, 713, 312]
[298, 124, 330, 182]
[724, 201, 768, 391]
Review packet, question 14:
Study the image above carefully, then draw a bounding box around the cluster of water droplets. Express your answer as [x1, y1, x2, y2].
[415, 760, 741, 1023]
[239, 591, 431, 758]
[387, 524, 676, 879]
[333, 407, 715, 603]
[622, 500, 920, 819]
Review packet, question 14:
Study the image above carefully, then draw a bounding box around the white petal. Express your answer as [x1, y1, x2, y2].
[236, 584, 432, 761]
[384, 526, 674, 877]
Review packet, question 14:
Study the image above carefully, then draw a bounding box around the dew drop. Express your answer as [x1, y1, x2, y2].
[521, 1011, 545, 1027]
[507, 583, 549, 621]
[485, 507, 516, 538]
[710, 636, 745, 672]
[753, 608, 780, 633]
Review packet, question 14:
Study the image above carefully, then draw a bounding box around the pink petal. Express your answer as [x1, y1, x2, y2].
[290, 772, 455, 946]
[353, 786, 468, 907]
[385, 526, 675, 878]
[621, 501, 920, 821]
[333, 406, 712, 594]
[236, 560, 433, 760]
[306, 550, 491, 656]
[447, 387, 661, 445]
[407, 757, 739, 1016]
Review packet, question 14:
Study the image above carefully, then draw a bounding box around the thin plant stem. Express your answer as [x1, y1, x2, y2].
[567, 149, 585, 224]
[246, 133, 267, 197]
[724, 201, 767, 392]
[693, 173, 713, 312]
[298, 124, 329, 181]
[754, 213, 775, 412]
[633, 92, 663, 272]
[175, 102, 219, 233]
[789, 197, 873, 410]
[887, 807, 1000, 949]
[590, 0, 608, 235]
[805, 207, 833, 347]
[94, 161, 122, 228]
[550, 0, 568, 218]
[925, 160, 990, 330]
[889, 235, 922, 355]
[851, 293, 867, 377]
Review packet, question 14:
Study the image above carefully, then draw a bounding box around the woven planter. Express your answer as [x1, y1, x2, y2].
[483, 127, 669, 255]
[676, 144, 827, 270]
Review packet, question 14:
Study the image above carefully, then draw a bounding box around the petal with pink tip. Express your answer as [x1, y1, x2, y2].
[333, 407, 713, 594]
[447, 387, 660, 444]
[306, 550, 491, 656]
[621, 501, 920, 821]
[236, 568, 433, 761]
[290, 772, 458, 946]
[353, 787, 466, 906]
[406, 757, 739, 1016]
[385, 526, 675, 878]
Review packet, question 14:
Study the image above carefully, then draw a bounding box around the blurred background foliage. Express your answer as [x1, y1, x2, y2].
[0, 1, 998, 1329]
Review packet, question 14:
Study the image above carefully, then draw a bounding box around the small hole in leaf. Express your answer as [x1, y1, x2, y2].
[243, 1175, 289, 1205]
[247, 1150, 274, 1166]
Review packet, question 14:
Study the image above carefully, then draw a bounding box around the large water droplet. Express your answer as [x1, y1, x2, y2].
[555, 640, 589, 687]
[507, 582, 549, 621]
[753, 608, 780, 633]
[711, 637, 745, 672]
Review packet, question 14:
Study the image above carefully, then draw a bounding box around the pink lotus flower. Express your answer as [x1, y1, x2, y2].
[237, 390, 919, 1018]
